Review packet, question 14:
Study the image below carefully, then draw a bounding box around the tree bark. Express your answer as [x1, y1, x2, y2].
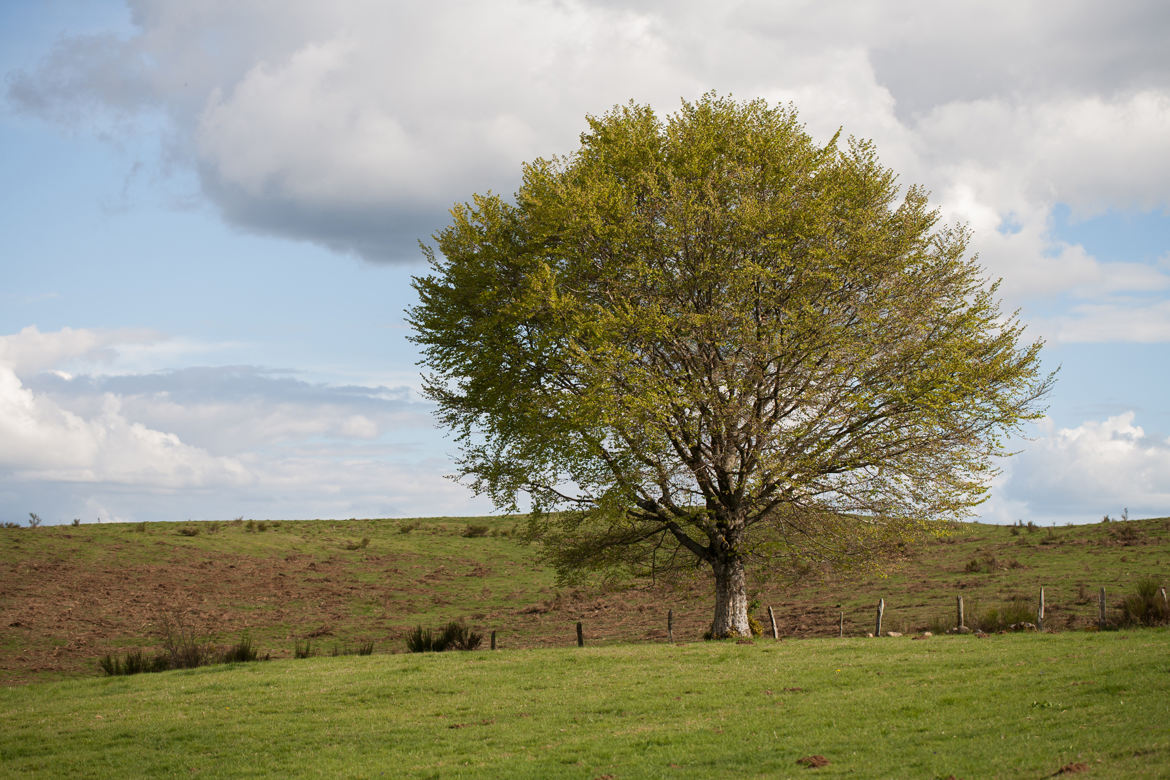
[710, 557, 751, 637]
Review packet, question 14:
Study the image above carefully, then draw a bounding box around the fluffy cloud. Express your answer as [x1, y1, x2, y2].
[10, 0, 1168, 273]
[985, 412, 1170, 524]
[0, 361, 249, 486]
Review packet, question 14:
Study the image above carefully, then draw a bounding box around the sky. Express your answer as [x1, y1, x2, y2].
[1, 0, 1168, 526]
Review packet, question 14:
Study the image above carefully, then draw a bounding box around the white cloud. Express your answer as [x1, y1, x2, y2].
[985, 412, 1170, 523]
[0, 362, 249, 486]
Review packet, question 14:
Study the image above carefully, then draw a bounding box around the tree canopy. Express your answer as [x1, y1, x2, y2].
[409, 94, 1053, 637]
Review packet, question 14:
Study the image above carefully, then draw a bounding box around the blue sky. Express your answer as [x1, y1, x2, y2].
[2, 1, 1168, 525]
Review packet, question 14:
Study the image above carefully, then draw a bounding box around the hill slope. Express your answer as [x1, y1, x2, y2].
[2, 515, 1168, 684]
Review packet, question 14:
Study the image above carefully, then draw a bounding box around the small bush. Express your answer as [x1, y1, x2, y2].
[159, 614, 214, 670]
[133, 521, 147, 533]
[399, 521, 420, 534]
[344, 537, 370, 550]
[72, 518, 81, 527]
[462, 524, 490, 538]
[405, 622, 482, 652]
[3, 522, 20, 529]
[974, 597, 1036, 632]
[27, 513, 42, 528]
[99, 650, 169, 676]
[1118, 578, 1169, 627]
[177, 524, 200, 537]
[294, 640, 312, 659]
[330, 641, 375, 657]
[221, 634, 263, 664]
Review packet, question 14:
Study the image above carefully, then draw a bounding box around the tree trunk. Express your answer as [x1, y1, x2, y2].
[710, 557, 751, 638]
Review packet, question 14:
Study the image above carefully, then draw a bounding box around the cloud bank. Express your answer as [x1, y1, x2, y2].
[0, 327, 484, 523]
[8, 1, 1169, 291]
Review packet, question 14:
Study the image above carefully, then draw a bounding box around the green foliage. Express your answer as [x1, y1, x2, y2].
[293, 640, 312, 659]
[462, 524, 490, 538]
[27, 513, 42, 528]
[177, 524, 200, 537]
[410, 93, 1053, 636]
[404, 622, 483, 653]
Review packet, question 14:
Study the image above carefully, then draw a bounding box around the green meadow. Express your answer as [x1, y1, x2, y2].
[1, 631, 1167, 778]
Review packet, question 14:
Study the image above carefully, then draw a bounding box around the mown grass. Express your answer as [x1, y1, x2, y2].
[1, 631, 1167, 778]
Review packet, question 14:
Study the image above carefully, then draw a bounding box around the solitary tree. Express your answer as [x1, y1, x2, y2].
[409, 95, 1052, 637]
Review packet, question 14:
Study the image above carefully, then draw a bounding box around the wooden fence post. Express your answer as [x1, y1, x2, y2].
[875, 598, 885, 637]
[1037, 587, 1045, 631]
[1098, 587, 1107, 630]
[667, 610, 674, 643]
[490, 630, 497, 650]
[768, 606, 778, 639]
[576, 621, 584, 647]
[839, 610, 844, 638]
[956, 595, 965, 632]
[1160, 587, 1168, 613]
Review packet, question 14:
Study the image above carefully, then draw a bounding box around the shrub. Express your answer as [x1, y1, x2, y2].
[1118, 578, 1169, 627]
[294, 640, 312, 659]
[974, 597, 1036, 632]
[177, 524, 200, 537]
[399, 521, 420, 534]
[27, 513, 42, 528]
[159, 614, 214, 670]
[72, 518, 81, 527]
[344, 537, 370, 550]
[462, 524, 490, 538]
[221, 634, 263, 664]
[405, 622, 482, 652]
[3, 522, 20, 529]
[98, 650, 169, 676]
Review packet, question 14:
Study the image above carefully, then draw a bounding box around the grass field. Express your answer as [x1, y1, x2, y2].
[2, 516, 1169, 684]
[1, 631, 1167, 778]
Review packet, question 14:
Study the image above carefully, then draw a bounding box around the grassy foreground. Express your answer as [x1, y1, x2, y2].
[2, 631, 1168, 778]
